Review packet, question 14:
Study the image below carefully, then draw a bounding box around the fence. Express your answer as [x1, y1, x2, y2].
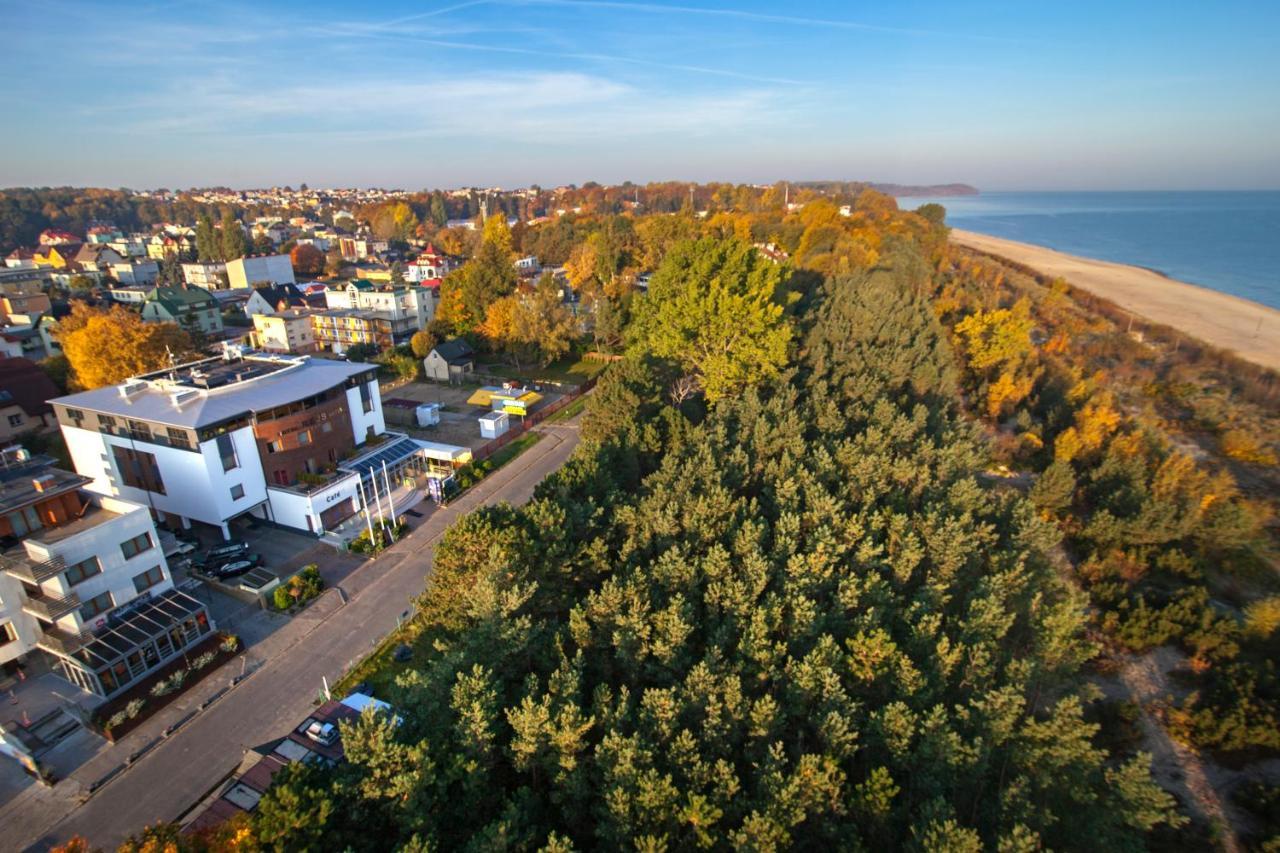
[471, 375, 597, 462]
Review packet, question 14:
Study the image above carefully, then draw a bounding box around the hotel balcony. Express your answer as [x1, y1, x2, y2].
[0, 551, 67, 584]
[21, 588, 81, 622]
[36, 625, 91, 656]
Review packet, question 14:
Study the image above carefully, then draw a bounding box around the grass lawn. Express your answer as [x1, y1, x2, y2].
[546, 395, 588, 424]
[484, 353, 611, 385]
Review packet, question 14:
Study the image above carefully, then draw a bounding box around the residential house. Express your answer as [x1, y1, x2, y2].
[141, 286, 223, 334]
[108, 258, 160, 285]
[0, 446, 208, 697]
[37, 229, 79, 246]
[0, 358, 60, 441]
[423, 339, 475, 383]
[32, 244, 83, 271]
[5, 248, 37, 270]
[107, 284, 155, 305]
[145, 233, 194, 261]
[243, 283, 306, 317]
[181, 261, 228, 289]
[352, 265, 394, 284]
[72, 244, 124, 276]
[251, 309, 317, 354]
[404, 244, 458, 283]
[0, 290, 51, 323]
[0, 322, 50, 362]
[86, 224, 124, 244]
[337, 236, 388, 261]
[226, 255, 295, 290]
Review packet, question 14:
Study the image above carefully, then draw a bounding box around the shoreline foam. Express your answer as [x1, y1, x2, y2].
[950, 229, 1280, 372]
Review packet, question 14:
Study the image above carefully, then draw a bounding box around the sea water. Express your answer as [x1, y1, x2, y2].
[897, 191, 1280, 310]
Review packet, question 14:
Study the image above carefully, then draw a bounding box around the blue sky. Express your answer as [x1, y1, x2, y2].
[1, 0, 1277, 190]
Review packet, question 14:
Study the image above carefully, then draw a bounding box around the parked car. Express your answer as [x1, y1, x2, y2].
[198, 541, 249, 567]
[305, 721, 338, 746]
[209, 554, 261, 578]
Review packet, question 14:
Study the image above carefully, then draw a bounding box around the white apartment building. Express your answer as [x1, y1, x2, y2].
[323, 282, 433, 330]
[0, 450, 213, 697]
[182, 261, 229, 289]
[109, 259, 160, 285]
[50, 350, 402, 540]
[226, 254, 295, 289]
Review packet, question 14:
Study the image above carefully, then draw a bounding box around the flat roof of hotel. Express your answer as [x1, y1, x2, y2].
[50, 354, 376, 430]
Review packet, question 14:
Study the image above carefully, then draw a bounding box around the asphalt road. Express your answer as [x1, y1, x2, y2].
[33, 421, 582, 851]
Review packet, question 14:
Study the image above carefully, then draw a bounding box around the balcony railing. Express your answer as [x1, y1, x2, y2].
[37, 625, 91, 656]
[0, 552, 66, 584]
[22, 589, 81, 622]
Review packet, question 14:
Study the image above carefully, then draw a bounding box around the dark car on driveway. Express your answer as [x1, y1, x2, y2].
[196, 541, 249, 568]
[209, 554, 262, 578]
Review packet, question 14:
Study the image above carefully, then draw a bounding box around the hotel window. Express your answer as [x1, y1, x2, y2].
[111, 445, 166, 495]
[216, 433, 238, 471]
[126, 419, 151, 441]
[166, 427, 191, 449]
[7, 414, 21, 427]
[79, 591, 114, 622]
[359, 381, 373, 413]
[267, 439, 283, 453]
[120, 532, 153, 559]
[297, 430, 312, 446]
[132, 565, 165, 594]
[6, 505, 42, 537]
[230, 484, 245, 500]
[64, 407, 85, 424]
[0, 621, 15, 647]
[64, 557, 103, 586]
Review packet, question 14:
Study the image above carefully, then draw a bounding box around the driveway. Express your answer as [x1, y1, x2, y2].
[17, 418, 584, 851]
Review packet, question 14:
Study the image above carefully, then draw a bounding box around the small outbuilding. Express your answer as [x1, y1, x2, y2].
[423, 339, 475, 383]
[478, 410, 510, 439]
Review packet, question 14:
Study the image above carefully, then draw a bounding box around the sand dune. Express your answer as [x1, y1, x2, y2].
[951, 229, 1280, 372]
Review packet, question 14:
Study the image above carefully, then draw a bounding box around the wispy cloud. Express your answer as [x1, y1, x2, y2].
[315, 25, 807, 86]
[94, 70, 800, 144]
[506, 0, 1015, 41]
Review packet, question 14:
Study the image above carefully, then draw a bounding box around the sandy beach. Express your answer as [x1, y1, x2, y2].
[951, 229, 1280, 372]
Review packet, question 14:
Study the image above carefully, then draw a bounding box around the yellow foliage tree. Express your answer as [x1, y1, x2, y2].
[481, 213, 513, 257]
[986, 371, 1036, 419]
[479, 295, 520, 352]
[954, 299, 1035, 373]
[1053, 427, 1084, 463]
[563, 241, 599, 292]
[1074, 394, 1122, 453]
[1221, 428, 1278, 466]
[435, 275, 475, 332]
[57, 304, 195, 390]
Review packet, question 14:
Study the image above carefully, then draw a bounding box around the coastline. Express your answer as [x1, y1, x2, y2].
[950, 229, 1280, 372]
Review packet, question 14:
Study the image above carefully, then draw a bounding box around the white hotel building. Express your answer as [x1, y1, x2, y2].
[49, 350, 405, 539]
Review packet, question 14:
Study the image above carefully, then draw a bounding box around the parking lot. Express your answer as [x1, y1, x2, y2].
[167, 520, 364, 633]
